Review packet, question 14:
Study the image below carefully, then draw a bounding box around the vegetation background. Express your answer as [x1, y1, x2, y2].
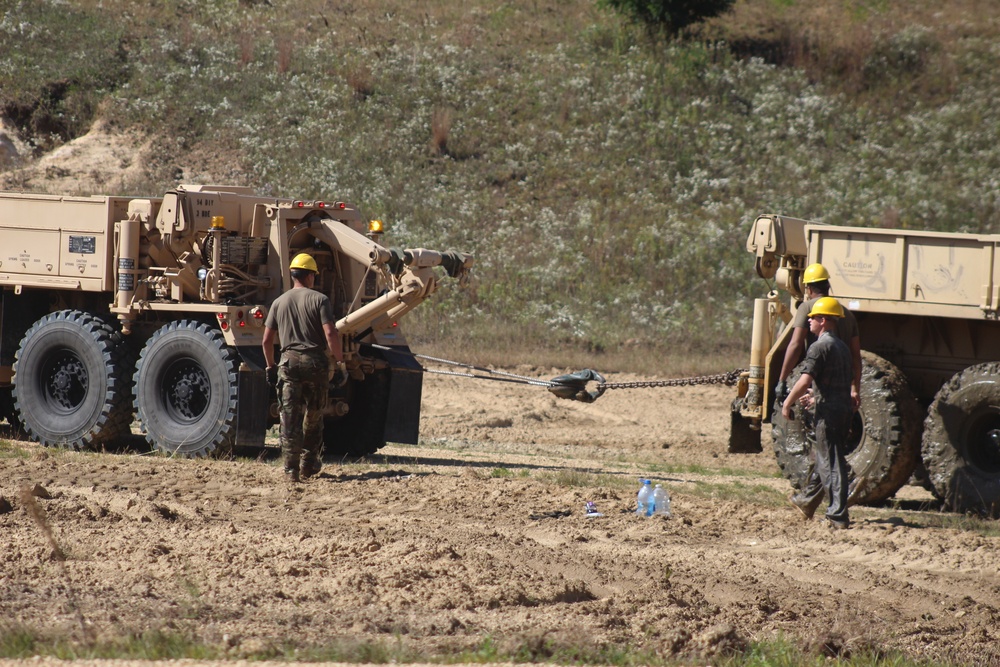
[1, 0, 997, 374]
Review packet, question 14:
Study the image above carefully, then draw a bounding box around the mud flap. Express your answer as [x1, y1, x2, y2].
[236, 366, 268, 449]
[728, 398, 763, 453]
[235, 346, 268, 449]
[381, 346, 422, 445]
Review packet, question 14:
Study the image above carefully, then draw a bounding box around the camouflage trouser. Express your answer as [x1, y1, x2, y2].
[277, 351, 329, 473]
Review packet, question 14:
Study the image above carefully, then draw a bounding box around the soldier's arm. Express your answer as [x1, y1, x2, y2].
[779, 327, 808, 382]
[262, 327, 277, 367]
[850, 335, 862, 409]
[323, 322, 343, 364]
[782, 372, 814, 420]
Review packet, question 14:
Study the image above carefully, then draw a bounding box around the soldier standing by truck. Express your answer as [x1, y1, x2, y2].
[782, 297, 854, 529]
[775, 263, 862, 410]
[262, 253, 345, 482]
[774, 263, 862, 514]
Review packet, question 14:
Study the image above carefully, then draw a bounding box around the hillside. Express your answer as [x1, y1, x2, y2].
[1, 0, 998, 370]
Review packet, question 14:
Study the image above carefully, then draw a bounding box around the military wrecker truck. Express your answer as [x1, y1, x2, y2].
[731, 214, 1000, 516]
[0, 185, 472, 458]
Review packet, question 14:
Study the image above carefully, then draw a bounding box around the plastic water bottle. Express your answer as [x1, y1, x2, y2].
[652, 484, 671, 517]
[636, 479, 652, 516]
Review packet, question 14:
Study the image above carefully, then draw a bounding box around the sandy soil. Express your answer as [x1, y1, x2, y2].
[2, 370, 999, 666]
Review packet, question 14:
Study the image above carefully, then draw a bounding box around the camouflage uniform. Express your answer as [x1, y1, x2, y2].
[277, 350, 329, 477]
[264, 282, 337, 480]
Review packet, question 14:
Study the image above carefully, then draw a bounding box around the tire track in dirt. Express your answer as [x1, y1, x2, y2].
[2, 376, 1000, 665]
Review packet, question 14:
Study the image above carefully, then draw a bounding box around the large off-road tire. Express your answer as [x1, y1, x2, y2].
[133, 321, 239, 458]
[772, 351, 921, 506]
[12, 310, 133, 449]
[922, 362, 1000, 516]
[323, 368, 391, 458]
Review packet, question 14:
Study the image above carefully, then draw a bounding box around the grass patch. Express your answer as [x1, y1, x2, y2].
[0, 624, 957, 665]
[869, 499, 1000, 538]
[687, 479, 788, 506]
[643, 462, 784, 478]
[537, 468, 633, 489]
[721, 634, 955, 667]
[0, 625, 221, 661]
[0, 439, 31, 459]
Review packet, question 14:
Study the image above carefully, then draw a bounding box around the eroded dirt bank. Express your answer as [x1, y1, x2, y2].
[2, 372, 999, 666]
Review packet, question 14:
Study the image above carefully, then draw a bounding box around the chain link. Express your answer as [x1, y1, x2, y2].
[363, 343, 745, 397]
[598, 368, 746, 391]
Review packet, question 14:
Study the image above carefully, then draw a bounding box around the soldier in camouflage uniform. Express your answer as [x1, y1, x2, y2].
[262, 253, 344, 482]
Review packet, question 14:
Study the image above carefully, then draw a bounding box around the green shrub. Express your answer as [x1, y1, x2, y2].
[597, 0, 736, 36]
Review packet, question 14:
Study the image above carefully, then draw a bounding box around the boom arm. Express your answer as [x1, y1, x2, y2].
[266, 206, 473, 339]
[333, 247, 473, 336]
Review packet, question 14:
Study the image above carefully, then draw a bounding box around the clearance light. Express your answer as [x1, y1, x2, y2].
[335, 201, 346, 210]
[217, 313, 228, 320]
[369, 219, 384, 233]
[391, 321, 398, 328]
[293, 200, 306, 208]
[210, 216, 226, 229]
[316, 201, 326, 208]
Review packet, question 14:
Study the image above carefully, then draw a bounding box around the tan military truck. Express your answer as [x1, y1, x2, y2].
[0, 185, 472, 458]
[731, 214, 1000, 516]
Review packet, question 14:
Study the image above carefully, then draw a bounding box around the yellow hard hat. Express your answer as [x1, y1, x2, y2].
[808, 296, 844, 319]
[289, 253, 318, 273]
[803, 263, 830, 284]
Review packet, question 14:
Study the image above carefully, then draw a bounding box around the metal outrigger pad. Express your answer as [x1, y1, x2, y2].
[548, 369, 607, 403]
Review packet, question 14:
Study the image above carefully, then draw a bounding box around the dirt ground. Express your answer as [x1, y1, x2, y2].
[2, 369, 1000, 667]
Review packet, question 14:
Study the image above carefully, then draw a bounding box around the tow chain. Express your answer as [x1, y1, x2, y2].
[362, 343, 744, 403]
[597, 369, 746, 391]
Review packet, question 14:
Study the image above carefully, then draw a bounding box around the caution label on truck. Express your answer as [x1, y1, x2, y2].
[68, 235, 97, 254]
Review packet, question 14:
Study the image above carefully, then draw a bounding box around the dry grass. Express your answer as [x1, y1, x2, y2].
[412, 335, 747, 377]
[430, 107, 453, 156]
[699, 0, 996, 104]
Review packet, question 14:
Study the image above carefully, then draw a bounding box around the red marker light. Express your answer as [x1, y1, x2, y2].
[220, 321, 229, 330]
[317, 201, 326, 208]
[239, 320, 246, 328]
[236, 310, 244, 319]
[217, 313, 228, 320]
